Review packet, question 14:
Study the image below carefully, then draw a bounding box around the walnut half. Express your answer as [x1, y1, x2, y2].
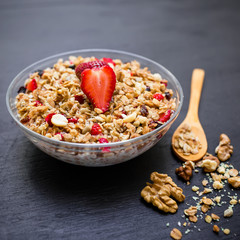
[141, 172, 185, 213]
[175, 161, 194, 181]
[215, 134, 233, 161]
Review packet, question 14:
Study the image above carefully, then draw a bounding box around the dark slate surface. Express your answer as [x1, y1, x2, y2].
[1, 0, 240, 239]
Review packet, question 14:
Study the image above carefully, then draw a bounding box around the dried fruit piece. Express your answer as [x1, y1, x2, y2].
[74, 94, 85, 104]
[34, 100, 43, 106]
[68, 118, 78, 123]
[51, 114, 68, 127]
[99, 138, 108, 143]
[141, 172, 185, 213]
[159, 109, 172, 123]
[215, 133, 233, 161]
[17, 86, 26, 93]
[45, 113, 56, 127]
[36, 69, 44, 77]
[91, 123, 102, 135]
[26, 79, 37, 91]
[80, 65, 116, 113]
[140, 105, 148, 116]
[175, 161, 194, 181]
[153, 93, 164, 101]
[165, 92, 171, 100]
[170, 228, 182, 240]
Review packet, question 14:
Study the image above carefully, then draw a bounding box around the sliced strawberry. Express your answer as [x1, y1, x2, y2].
[102, 58, 116, 66]
[26, 79, 37, 91]
[45, 113, 56, 127]
[81, 65, 116, 112]
[75, 61, 108, 80]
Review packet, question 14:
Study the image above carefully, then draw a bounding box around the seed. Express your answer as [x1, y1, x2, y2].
[170, 228, 182, 240]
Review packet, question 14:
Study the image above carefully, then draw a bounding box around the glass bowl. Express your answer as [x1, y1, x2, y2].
[6, 49, 183, 167]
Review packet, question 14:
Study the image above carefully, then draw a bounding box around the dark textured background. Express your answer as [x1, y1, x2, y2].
[1, 0, 240, 239]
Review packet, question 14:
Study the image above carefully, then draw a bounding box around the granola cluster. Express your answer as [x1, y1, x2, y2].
[16, 56, 176, 143]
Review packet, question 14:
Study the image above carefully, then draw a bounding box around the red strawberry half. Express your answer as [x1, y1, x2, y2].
[75, 61, 107, 80]
[80, 65, 116, 113]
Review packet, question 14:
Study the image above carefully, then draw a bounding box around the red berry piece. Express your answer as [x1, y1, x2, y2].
[45, 113, 56, 127]
[81, 65, 116, 113]
[159, 110, 172, 123]
[102, 58, 116, 66]
[91, 123, 102, 135]
[99, 138, 110, 152]
[75, 61, 108, 80]
[55, 132, 64, 141]
[74, 94, 84, 104]
[99, 138, 109, 143]
[161, 81, 168, 87]
[153, 93, 164, 101]
[26, 79, 37, 91]
[68, 118, 78, 123]
[34, 100, 43, 106]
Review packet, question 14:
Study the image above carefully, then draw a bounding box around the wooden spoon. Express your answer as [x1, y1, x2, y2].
[172, 69, 207, 162]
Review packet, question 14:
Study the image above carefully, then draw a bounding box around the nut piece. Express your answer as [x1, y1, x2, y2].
[213, 180, 223, 189]
[51, 114, 68, 127]
[170, 228, 182, 240]
[202, 179, 208, 186]
[184, 206, 198, 222]
[215, 134, 233, 161]
[230, 199, 237, 205]
[214, 196, 221, 203]
[211, 213, 220, 220]
[229, 168, 239, 177]
[201, 204, 210, 213]
[210, 173, 222, 182]
[205, 215, 212, 223]
[223, 228, 230, 235]
[228, 176, 240, 188]
[192, 186, 199, 192]
[224, 208, 233, 218]
[213, 225, 220, 233]
[141, 172, 185, 213]
[201, 197, 213, 205]
[200, 154, 220, 172]
[175, 161, 194, 181]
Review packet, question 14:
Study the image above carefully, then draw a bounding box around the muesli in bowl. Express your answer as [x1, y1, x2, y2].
[6, 49, 183, 166]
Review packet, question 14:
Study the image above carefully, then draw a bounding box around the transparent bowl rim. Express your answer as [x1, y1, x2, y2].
[6, 48, 184, 148]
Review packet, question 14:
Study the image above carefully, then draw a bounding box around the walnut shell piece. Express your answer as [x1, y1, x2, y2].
[141, 172, 185, 213]
[215, 134, 233, 161]
[175, 161, 194, 181]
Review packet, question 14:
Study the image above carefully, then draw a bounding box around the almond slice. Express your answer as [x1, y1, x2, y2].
[51, 114, 68, 127]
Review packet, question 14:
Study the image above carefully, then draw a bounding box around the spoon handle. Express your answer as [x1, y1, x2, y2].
[186, 68, 205, 122]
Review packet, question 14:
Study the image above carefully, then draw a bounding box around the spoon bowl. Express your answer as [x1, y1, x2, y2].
[172, 69, 207, 162]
